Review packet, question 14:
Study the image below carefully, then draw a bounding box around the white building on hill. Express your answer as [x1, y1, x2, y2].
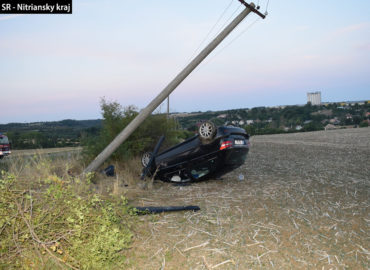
[307, 91, 321, 105]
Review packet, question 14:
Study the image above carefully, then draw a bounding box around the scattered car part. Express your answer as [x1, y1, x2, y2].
[134, 205, 200, 215]
[101, 165, 115, 177]
[170, 175, 182, 182]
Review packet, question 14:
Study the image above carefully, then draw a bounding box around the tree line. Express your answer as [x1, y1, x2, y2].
[1, 101, 369, 150]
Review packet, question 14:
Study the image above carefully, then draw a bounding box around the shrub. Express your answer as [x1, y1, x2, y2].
[0, 157, 134, 269]
[82, 98, 180, 163]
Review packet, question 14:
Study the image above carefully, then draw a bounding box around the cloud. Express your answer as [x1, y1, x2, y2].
[0, 15, 24, 21]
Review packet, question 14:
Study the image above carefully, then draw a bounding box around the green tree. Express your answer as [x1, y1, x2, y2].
[83, 98, 179, 162]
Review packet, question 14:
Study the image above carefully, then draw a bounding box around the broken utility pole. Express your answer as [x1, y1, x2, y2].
[84, 1, 266, 173]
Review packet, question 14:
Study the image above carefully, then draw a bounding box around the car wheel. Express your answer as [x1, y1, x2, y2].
[198, 121, 216, 142]
[141, 152, 153, 168]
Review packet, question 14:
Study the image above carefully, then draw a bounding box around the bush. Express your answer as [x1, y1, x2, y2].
[0, 157, 134, 269]
[302, 122, 324, 132]
[82, 98, 180, 163]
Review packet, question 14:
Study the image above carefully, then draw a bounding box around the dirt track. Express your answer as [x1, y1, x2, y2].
[125, 128, 370, 269]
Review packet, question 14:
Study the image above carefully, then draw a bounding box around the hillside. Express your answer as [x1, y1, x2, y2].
[1, 101, 369, 150]
[0, 119, 101, 149]
[174, 102, 370, 135]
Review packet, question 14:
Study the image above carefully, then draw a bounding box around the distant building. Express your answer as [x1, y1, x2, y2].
[329, 118, 340, 125]
[325, 124, 339, 130]
[307, 91, 321, 105]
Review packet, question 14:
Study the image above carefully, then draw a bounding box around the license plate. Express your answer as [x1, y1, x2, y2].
[234, 140, 245, 145]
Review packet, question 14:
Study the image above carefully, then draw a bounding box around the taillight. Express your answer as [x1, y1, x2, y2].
[220, 140, 233, 150]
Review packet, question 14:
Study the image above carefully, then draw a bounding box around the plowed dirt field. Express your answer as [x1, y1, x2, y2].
[124, 128, 370, 269]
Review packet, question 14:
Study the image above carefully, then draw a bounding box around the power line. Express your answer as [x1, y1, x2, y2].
[189, 0, 234, 60]
[265, 0, 270, 13]
[214, 4, 243, 39]
[200, 0, 270, 68]
[201, 17, 261, 69]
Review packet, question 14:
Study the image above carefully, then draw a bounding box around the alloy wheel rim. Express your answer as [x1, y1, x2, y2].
[200, 123, 213, 138]
[142, 153, 151, 167]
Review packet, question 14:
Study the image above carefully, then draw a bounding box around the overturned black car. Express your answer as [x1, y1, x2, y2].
[141, 121, 250, 182]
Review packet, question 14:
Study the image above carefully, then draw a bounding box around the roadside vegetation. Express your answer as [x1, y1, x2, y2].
[0, 155, 134, 269]
[0, 98, 191, 269]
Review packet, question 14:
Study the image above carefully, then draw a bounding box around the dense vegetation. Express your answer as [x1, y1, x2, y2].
[82, 99, 191, 163]
[0, 156, 134, 269]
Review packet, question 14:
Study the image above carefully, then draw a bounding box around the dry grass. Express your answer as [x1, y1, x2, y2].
[11, 147, 82, 157]
[120, 127, 370, 269]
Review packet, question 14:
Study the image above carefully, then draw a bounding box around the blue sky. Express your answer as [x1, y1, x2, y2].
[1, 0, 369, 123]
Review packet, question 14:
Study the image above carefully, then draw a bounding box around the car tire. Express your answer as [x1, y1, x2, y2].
[198, 121, 216, 143]
[141, 152, 153, 168]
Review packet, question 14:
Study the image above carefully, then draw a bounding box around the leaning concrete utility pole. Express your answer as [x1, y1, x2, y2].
[84, 1, 266, 173]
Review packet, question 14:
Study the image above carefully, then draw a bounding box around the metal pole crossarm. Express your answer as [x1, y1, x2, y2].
[238, 0, 267, 19]
[84, 3, 258, 173]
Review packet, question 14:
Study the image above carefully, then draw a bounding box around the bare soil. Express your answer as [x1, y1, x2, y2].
[123, 128, 370, 269]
